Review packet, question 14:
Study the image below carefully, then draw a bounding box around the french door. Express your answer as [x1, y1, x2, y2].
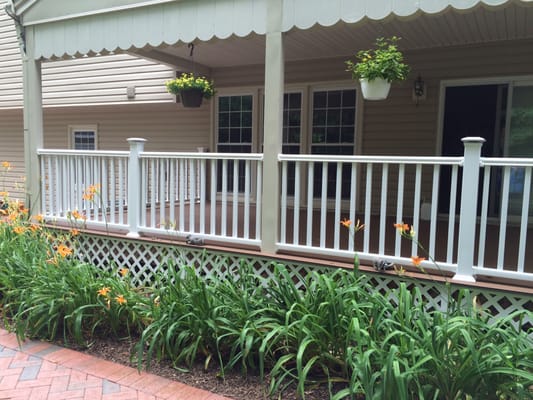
[440, 79, 533, 216]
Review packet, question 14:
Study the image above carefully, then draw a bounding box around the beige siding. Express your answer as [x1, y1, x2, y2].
[0, 109, 24, 200]
[0, 0, 177, 110]
[0, 0, 23, 109]
[42, 102, 211, 152]
[41, 54, 176, 107]
[0, 102, 211, 199]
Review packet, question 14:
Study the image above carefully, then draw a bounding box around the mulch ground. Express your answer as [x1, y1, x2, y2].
[76, 335, 338, 400]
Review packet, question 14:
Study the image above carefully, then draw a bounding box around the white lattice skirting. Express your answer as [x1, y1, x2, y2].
[76, 233, 533, 332]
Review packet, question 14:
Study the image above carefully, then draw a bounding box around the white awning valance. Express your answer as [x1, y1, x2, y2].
[18, 0, 529, 59]
[28, 0, 268, 59]
[282, 0, 519, 30]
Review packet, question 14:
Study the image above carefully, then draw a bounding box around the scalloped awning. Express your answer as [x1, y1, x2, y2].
[16, 0, 530, 59]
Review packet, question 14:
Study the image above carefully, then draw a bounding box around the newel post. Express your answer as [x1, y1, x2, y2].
[126, 138, 146, 238]
[454, 137, 485, 282]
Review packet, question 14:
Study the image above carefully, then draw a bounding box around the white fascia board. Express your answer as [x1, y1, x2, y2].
[19, 0, 178, 26]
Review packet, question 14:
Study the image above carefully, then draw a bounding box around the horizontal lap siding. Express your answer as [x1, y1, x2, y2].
[0, 102, 211, 200]
[0, 0, 23, 109]
[0, 110, 24, 200]
[41, 55, 176, 106]
[0, 0, 177, 109]
[42, 102, 211, 152]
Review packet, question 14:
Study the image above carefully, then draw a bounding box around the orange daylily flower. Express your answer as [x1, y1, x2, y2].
[394, 223, 409, 232]
[56, 244, 73, 258]
[115, 295, 127, 305]
[30, 224, 40, 232]
[82, 192, 94, 201]
[394, 222, 416, 238]
[97, 287, 111, 297]
[13, 226, 25, 235]
[0, 191, 8, 197]
[411, 256, 426, 266]
[33, 214, 44, 223]
[82, 184, 100, 201]
[119, 268, 129, 277]
[70, 210, 87, 221]
[1, 161, 11, 170]
[340, 218, 352, 228]
[341, 218, 365, 232]
[70, 229, 80, 236]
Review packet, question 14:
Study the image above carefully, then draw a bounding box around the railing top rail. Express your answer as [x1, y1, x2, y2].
[481, 157, 533, 167]
[278, 154, 464, 165]
[140, 152, 264, 161]
[37, 149, 129, 157]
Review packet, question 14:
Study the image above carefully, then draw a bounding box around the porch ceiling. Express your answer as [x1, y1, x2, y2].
[129, 1, 533, 70]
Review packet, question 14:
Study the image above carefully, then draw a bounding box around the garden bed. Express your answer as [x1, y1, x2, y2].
[0, 190, 532, 399]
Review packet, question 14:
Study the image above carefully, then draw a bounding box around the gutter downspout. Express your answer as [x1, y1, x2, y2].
[5, 0, 25, 55]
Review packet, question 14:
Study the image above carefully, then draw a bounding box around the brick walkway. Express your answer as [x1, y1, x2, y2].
[0, 329, 231, 400]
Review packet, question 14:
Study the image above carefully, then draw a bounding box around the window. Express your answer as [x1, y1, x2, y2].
[311, 89, 356, 197]
[282, 92, 302, 195]
[217, 95, 253, 191]
[283, 92, 302, 155]
[69, 125, 97, 150]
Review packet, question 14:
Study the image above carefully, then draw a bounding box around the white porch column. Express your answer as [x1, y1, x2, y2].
[126, 138, 146, 238]
[261, 0, 284, 253]
[454, 136, 485, 282]
[22, 26, 43, 214]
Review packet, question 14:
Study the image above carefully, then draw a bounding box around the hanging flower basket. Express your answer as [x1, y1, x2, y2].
[359, 78, 391, 101]
[179, 88, 204, 108]
[165, 73, 215, 108]
[345, 37, 409, 101]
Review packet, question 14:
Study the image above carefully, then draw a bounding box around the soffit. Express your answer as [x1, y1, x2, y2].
[137, 2, 533, 69]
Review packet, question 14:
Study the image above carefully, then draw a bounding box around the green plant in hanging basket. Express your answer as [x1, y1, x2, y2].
[165, 72, 215, 99]
[345, 36, 410, 82]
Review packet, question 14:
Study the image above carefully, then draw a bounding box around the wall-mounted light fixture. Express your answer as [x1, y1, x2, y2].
[413, 75, 426, 105]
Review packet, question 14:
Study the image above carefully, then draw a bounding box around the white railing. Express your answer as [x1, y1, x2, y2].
[38, 145, 263, 246]
[38, 137, 533, 284]
[475, 158, 533, 281]
[38, 149, 129, 229]
[278, 154, 464, 276]
[137, 152, 263, 246]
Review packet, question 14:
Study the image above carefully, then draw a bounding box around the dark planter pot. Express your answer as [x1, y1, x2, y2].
[179, 88, 204, 108]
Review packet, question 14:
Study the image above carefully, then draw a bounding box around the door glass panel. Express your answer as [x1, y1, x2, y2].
[507, 85, 533, 215]
[508, 86, 533, 157]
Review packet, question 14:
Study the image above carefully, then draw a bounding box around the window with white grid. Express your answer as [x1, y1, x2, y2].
[69, 126, 97, 150]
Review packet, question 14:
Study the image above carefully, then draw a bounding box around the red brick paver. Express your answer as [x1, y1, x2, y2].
[0, 329, 232, 400]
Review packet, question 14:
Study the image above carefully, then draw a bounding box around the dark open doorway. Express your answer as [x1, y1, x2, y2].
[439, 84, 507, 214]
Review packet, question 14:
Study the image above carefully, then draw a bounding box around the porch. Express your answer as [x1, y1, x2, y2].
[38, 137, 533, 287]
